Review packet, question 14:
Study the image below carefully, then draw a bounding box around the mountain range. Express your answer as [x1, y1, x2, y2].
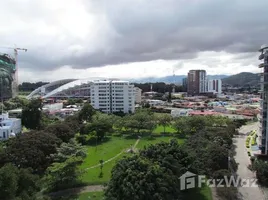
[131, 72, 260, 87]
[221, 72, 259, 87]
[131, 75, 228, 84]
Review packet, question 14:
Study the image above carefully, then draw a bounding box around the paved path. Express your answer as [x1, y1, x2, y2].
[51, 139, 141, 197]
[85, 139, 140, 170]
[234, 122, 265, 200]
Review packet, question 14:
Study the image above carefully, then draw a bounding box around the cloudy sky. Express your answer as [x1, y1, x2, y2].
[0, 0, 267, 83]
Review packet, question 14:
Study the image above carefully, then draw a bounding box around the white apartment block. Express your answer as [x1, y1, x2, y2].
[207, 79, 222, 94]
[0, 113, 21, 140]
[134, 87, 142, 103]
[90, 80, 135, 114]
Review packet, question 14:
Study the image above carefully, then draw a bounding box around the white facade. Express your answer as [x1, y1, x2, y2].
[43, 103, 63, 113]
[146, 99, 165, 107]
[90, 80, 135, 113]
[207, 79, 222, 94]
[0, 113, 21, 140]
[134, 87, 142, 103]
[171, 109, 193, 117]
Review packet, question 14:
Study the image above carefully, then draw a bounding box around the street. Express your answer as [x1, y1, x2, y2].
[234, 122, 265, 199]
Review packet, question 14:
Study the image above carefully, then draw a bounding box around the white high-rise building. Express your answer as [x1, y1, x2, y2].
[207, 79, 222, 94]
[90, 80, 135, 114]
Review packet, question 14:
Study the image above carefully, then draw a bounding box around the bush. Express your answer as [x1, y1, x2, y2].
[247, 151, 251, 156]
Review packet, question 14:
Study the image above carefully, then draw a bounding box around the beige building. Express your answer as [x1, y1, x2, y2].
[134, 87, 142, 103]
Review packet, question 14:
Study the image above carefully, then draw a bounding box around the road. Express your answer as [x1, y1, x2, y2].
[234, 122, 265, 200]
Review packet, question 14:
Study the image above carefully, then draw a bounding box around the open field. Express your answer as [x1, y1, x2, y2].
[80, 137, 136, 184]
[80, 136, 184, 184]
[152, 125, 176, 134]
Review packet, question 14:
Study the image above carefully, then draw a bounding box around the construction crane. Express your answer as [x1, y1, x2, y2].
[0, 46, 27, 97]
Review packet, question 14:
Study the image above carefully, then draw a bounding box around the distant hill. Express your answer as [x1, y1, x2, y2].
[133, 74, 228, 84]
[222, 72, 259, 87]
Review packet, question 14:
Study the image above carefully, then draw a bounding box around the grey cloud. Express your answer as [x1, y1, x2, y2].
[1, 0, 268, 71]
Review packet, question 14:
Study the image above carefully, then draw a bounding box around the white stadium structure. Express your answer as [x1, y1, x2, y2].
[27, 78, 136, 113]
[27, 78, 104, 99]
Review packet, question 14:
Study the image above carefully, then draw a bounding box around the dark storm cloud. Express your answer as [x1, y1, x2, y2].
[1, 0, 268, 71]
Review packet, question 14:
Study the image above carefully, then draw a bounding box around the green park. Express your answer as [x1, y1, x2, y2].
[0, 98, 249, 200]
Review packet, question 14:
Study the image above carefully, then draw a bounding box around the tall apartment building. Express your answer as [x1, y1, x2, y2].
[90, 80, 135, 114]
[207, 79, 222, 94]
[258, 45, 268, 154]
[187, 70, 207, 96]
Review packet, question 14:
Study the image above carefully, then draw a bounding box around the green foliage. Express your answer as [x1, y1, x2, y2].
[22, 98, 43, 130]
[78, 103, 96, 122]
[157, 114, 172, 133]
[5, 131, 61, 174]
[64, 114, 81, 133]
[0, 163, 40, 200]
[222, 72, 259, 87]
[51, 139, 87, 162]
[83, 113, 114, 141]
[124, 109, 156, 133]
[44, 139, 86, 191]
[46, 123, 75, 143]
[251, 160, 268, 186]
[105, 140, 191, 200]
[4, 96, 29, 110]
[185, 118, 236, 177]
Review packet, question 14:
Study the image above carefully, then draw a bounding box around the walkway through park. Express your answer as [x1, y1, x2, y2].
[50, 138, 141, 197]
[85, 138, 140, 170]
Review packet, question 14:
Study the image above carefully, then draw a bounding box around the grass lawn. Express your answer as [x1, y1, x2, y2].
[80, 136, 185, 185]
[153, 125, 176, 134]
[80, 137, 136, 184]
[78, 191, 104, 200]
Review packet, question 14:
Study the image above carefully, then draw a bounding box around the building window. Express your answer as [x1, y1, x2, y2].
[3, 132, 5, 138]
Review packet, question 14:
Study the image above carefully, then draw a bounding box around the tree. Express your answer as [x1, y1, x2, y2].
[157, 114, 172, 133]
[251, 160, 268, 186]
[0, 163, 40, 200]
[105, 140, 192, 200]
[113, 116, 125, 132]
[51, 139, 86, 162]
[21, 99, 43, 130]
[5, 131, 61, 174]
[44, 139, 86, 191]
[173, 117, 191, 137]
[65, 114, 81, 133]
[78, 103, 96, 122]
[87, 113, 114, 141]
[46, 123, 75, 143]
[0, 163, 18, 200]
[125, 109, 156, 133]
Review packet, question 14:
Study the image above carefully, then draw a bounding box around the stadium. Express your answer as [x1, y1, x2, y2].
[27, 77, 120, 99]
